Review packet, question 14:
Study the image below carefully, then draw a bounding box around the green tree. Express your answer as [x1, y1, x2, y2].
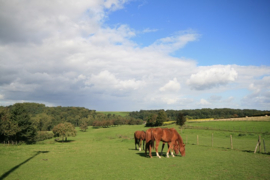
[52, 122, 76, 142]
[146, 114, 157, 127]
[79, 121, 88, 132]
[155, 110, 167, 126]
[10, 103, 37, 143]
[0, 108, 20, 142]
[176, 112, 186, 132]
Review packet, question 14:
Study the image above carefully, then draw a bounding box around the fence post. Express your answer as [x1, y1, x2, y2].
[263, 139, 266, 153]
[212, 133, 213, 147]
[197, 135, 199, 145]
[259, 135, 261, 153]
[230, 135, 233, 150]
[254, 142, 259, 153]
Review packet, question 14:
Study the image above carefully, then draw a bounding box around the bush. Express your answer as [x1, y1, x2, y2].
[36, 131, 54, 141]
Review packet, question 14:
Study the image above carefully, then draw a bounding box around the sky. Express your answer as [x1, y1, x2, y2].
[0, 0, 270, 111]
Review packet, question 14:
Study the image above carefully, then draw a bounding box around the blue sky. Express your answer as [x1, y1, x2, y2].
[106, 0, 270, 66]
[0, 0, 270, 111]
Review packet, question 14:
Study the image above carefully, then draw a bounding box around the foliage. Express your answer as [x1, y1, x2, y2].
[145, 114, 157, 127]
[130, 108, 270, 120]
[176, 112, 186, 127]
[52, 122, 76, 142]
[155, 110, 167, 126]
[0, 104, 37, 143]
[35, 131, 54, 141]
[79, 121, 88, 132]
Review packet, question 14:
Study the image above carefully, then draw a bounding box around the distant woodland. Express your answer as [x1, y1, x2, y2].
[0, 102, 269, 143]
[129, 109, 270, 121]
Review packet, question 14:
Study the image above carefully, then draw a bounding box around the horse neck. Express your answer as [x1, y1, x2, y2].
[177, 134, 184, 147]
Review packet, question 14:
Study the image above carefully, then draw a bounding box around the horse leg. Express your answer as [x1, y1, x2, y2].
[149, 141, 152, 158]
[155, 140, 161, 158]
[143, 140, 145, 150]
[139, 139, 142, 151]
[135, 138, 138, 150]
[160, 142, 165, 156]
[167, 143, 175, 158]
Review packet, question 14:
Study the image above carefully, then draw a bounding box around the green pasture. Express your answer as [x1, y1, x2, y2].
[97, 111, 130, 117]
[1, 122, 270, 180]
[186, 121, 270, 134]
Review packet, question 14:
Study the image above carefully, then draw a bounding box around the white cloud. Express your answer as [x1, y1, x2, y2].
[0, 1, 270, 111]
[145, 30, 199, 54]
[86, 70, 145, 91]
[159, 78, 180, 92]
[199, 99, 211, 105]
[142, 28, 158, 33]
[187, 65, 238, 90]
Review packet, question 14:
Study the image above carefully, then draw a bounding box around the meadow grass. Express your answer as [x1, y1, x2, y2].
[97, 111, 130, 117]
[186, 121, 270, 134]
[0, 123, 270, 180]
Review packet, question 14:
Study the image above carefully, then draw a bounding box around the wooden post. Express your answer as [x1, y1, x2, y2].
[197, 135, 199, 145]
[230, 135, 233, 149]
[254, 142, 259, 153]
[258, 135, 261, 153]
[263, 139, 266, 153]
[212, 133, 213, 147]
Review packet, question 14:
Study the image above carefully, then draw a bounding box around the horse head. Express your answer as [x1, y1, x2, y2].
[180, 143, 186, 156]
[173, 143, 180, 155]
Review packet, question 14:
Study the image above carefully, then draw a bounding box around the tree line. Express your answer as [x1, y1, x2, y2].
[129, 108, 270, 121]
[0, 103, 144, 144]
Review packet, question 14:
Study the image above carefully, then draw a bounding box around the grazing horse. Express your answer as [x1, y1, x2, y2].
[145, 128, 185, 158]
[134, 130, 146, 151]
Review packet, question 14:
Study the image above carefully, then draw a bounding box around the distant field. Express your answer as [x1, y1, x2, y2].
[1, 122, 270, 179]
[97, 111, 130, 117]
[186, 121, 270, 134]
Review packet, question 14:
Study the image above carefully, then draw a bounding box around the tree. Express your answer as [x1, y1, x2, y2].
[146, 114, 157, 127]
[52, 122, 76, 142]
[155, 110, 167, 126]
[79, 121, 88, 132]
[0, 108, 20, 142]
[10, 103, 37, 143]
[176, 113, 186, 132]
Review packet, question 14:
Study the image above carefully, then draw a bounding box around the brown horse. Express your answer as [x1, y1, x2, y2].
[134, 130, 146, 151]
[145, 127, 185, 158]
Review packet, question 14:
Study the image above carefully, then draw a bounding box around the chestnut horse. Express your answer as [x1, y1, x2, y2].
[134, 130, 146, 151]
[145, 127, 185, 158]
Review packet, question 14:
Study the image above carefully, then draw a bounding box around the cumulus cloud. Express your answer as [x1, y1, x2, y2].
[187, 66, 238, 90]
[86, 70, 145, 91]
[199, 99, 211, 105]
[159, 78, 180, 92]
[0, 1, 270, 110]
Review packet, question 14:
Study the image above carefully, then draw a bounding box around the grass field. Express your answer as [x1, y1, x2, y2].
[1, 122, 270, 180]
[97, 111, 130, 117]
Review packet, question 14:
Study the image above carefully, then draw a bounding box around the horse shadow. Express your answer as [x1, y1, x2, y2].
[54, 139, 75, 143]
[0, 151, 49, 180]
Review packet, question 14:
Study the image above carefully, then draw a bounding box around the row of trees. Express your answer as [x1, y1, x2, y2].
[92, 118, 143, 128]
[130, 108, 270, 120]
[145, 110, 186, 128]
[0, 103, 78, 143]
[0, 103, 145, 133]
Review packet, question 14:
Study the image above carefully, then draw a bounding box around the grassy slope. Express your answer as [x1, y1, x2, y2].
[0, 122, 270, 180]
